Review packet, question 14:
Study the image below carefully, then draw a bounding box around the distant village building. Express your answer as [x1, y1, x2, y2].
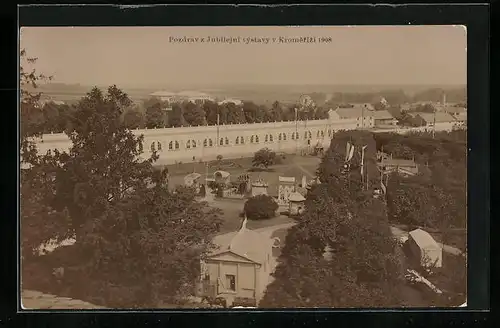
[251, 180, 269, 197]
[335, 105, 375, 129]
[149, 90, 214, 104]
[199, 218, 275, 306]
[150, 90, 177, 103]
[372, 110, 397, 127]
[408, 228, 443, 268]
[453, 112, 467, 128]
[412, 112, 457, 131]
[287, 191, 306, 216]
[378, 158, 419, 176]
[218, 98, 243, 106]
[277, 176, 296, 206]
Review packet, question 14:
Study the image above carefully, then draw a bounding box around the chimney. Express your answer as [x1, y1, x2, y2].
[442, 93, 446, 106]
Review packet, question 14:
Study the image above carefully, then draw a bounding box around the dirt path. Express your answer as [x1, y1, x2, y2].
[294, 162, 316, 178]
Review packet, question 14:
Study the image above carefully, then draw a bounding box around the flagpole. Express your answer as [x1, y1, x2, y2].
[360, 145, 367, 191]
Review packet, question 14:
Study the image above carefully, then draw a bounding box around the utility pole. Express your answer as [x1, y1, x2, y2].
[361, 104, 365, 129]
[216, 112, 220, 149]
[295, 107, 299, 155]
[432, 106, 436, 139]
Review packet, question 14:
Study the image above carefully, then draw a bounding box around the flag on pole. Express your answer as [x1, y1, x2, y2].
[348, 143, 355, 162]
[360, 145, 368, 176]
[345, 142, 351, 162]
[345, 142, 355, 162]
[380, 179, 387, 194]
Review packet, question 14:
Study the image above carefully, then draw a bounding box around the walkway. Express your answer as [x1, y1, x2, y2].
[294, 162, 316, 178]
[21, 290, 105, 310]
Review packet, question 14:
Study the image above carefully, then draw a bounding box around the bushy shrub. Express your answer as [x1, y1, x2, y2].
[244, 195, 278, 220]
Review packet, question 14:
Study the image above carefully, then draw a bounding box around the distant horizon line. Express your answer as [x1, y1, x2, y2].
[41, 81, 467, 88]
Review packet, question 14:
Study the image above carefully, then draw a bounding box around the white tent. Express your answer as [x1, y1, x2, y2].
[408, 228, 443, 268]
[184, 172, 201, 187]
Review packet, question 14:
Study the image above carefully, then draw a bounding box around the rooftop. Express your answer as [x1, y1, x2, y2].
[415, 112, 456, 123]
[436, 105, 467, 114]
[409, 228, 441, 250]
[150, 90, 176, 97]
[210, 218, 269, 264]
[372, 110, 395, 120]
[336, 105, 374, 119]
[380, 158, 417, 167]
[288, 191, 306, 202]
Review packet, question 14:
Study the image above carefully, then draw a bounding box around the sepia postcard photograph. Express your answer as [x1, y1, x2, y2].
[20, 25, 468, 310]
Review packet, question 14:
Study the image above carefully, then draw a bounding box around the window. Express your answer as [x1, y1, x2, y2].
[169, 141, 179, 150]
[186, 140, 196, 149]
[151, 141, 162, 152]
[225, 274, 236, 291]
[236, 136, 245, 145]
[220, 138, 224, 146]
[225, 137, 229, 145]
[304, 131, 311, 139]
[204, 138, 213, 147]
[291, 132, 299, 140]
[269, 134, 273, 142]
[251, 135, 259, 144]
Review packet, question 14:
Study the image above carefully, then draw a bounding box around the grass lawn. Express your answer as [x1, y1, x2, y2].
[167, 154, 320, 197]
[209, 199, 296, 234]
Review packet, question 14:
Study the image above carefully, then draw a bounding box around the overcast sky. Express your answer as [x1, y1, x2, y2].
[20, 26, 467, 87]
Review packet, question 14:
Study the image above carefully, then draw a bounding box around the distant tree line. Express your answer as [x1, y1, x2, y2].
[29, 86, 466, 134]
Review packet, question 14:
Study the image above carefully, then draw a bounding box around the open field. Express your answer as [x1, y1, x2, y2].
[206, 199, 296, 234]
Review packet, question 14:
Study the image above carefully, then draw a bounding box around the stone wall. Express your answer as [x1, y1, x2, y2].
[32, 120, 456, 166]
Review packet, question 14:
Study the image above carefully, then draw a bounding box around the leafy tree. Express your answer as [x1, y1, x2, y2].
[123, 107, 144, 129]
[19, 49, 72, 266]
[41, 85, 223, 307]
[243, 195, 278, 220]
[169, 103, 185, 127]
[182, 101, 206, 126]
[224, 102, 245, 124]
[313, 106, 329, 120]
[203, 100, 219, 125]
[267, 101, 284, 122]
[145, 98, 166, 128]
[261, 180, 405, 307]
[414, 104, 436, 113]
[252, 148, 276, 169]
[242, 101, 260, 123]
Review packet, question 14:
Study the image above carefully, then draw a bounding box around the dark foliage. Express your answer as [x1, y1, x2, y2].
[244, 195, 279, 220]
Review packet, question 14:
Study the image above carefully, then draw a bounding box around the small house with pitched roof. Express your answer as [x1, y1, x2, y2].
[198, 218, 275, 306]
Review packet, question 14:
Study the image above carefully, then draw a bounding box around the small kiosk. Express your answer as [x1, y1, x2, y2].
[288, 191, 306, 216]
